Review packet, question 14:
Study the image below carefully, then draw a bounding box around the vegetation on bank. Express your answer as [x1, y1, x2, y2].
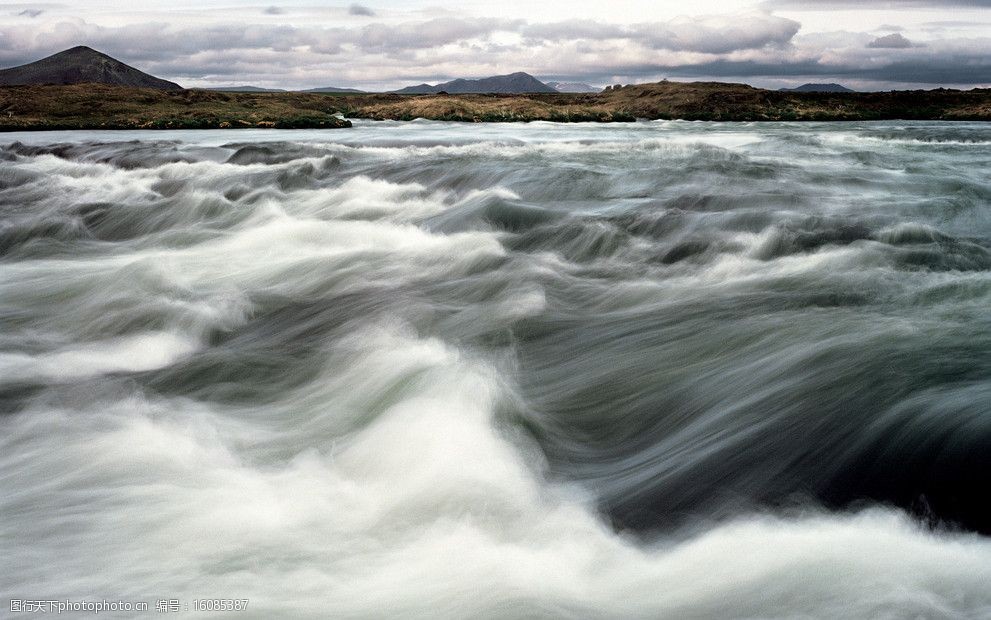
[0, 84, 351, 130]
[0, 81, 989, 131]
[595, 81, 991, 121]
[339, 94, 636, 122]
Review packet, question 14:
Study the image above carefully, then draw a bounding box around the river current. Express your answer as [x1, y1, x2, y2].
[2, 120, 990, 618]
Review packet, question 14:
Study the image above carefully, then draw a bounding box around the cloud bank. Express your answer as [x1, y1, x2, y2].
[868, 33, 914, 48]
[349, 4, 376, 17]
[0, 4, 987, 90]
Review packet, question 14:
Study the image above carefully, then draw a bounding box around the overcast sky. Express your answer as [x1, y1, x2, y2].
[1, 0, 989, 90]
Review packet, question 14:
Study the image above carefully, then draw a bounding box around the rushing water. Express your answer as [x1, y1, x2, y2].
[1, 120, 990, 618]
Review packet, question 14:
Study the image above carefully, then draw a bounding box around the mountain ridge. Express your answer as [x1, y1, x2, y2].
[207, 86, 287, 93]
[0, 46, 181, 90]
[547, 81, 600, 93]
[781, 83, 855, 93]
[394, 72, 555, 94]
[302, 86, 366, 94]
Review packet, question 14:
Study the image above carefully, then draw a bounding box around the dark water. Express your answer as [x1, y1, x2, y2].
[1, 121, 990, 618]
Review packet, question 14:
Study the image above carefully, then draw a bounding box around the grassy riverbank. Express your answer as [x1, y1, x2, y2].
[1, 81, 989, 130]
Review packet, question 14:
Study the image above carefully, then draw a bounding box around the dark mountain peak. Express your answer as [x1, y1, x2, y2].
[64, 45, 98, 54]
[0, 46, 182, 90]
[394, 72, 555, 94]
[51, 46, 121, 65]
[781, 83, 855, 93]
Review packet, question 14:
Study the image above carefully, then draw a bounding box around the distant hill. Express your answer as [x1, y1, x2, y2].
[207, 85, 364, 94]
[0, 46, 181, 90]
[208, 86, 287, 93]
[395, 72, 555, 94]
[781, 83, 855, 93]
[302, 86, 366, 94]
[547, 81, 600, 93]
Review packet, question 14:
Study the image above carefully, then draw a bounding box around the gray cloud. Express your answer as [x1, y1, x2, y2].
[0, 13, 987, 90]
[764, 0, 991, 7]
[636, 14, 799, 54]
[520, 13, 800, 54]
[654, 54, 991, 85]
[876, 24, 904, 32]
[923, 20, 991, 26]
[868, 33, 913, 48]
[0, 17, 520, 64]
[0, 21, 309, 66]
[0, 13, 801, 65]
[521, 20, 626, 41]
[263, 6, 285, 15]
[355, 17, 518, 51]
[17, 8, 44, 17]
[349, 3, 375, 17]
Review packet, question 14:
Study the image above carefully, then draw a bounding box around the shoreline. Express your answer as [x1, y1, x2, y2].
[1, 82, 989, 131]
[3, 118, 991, 134]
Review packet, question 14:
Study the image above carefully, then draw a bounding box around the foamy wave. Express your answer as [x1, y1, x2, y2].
[2, 120, 990, 618]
